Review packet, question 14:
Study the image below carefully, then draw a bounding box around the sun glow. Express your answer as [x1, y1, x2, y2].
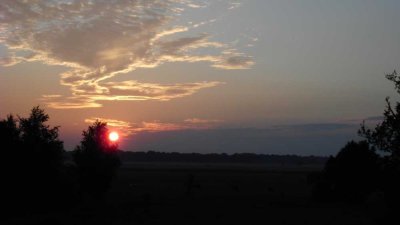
[108, 131, 119, 142]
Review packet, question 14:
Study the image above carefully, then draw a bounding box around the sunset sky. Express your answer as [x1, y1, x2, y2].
[1, 0, 400, 155]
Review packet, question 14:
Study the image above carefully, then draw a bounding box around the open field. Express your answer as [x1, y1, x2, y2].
[3, 163, 387, 225]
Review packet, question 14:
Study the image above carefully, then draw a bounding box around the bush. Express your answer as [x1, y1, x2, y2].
[313, 141, 380, 202]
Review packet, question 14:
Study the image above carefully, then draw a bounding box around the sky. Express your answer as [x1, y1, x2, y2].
[1, 0, 400, 156]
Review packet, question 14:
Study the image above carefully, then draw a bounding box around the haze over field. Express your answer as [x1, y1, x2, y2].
[1, 0, 400, 155]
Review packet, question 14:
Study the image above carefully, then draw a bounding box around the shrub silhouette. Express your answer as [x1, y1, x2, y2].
[73, 120, 121, 198]
[319, 141, 380, 202]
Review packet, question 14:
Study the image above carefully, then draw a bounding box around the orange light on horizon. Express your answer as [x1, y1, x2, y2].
[109, 131, 119, 142]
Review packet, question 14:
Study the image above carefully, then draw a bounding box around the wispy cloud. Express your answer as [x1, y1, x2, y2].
[228, 2, 242, 10]
[0, 56, 20, 66]
[84, 117, 134, 136]
[42, 80, 223, 109]
[364, 116, 384, 122]
[336, 116, 384, 125]
[84, 117, 224, 136]
[0, 0, 254, 108]
[184, 118, 223, 124]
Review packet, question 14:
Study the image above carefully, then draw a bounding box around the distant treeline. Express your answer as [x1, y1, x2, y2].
[115, 151, 328, 165]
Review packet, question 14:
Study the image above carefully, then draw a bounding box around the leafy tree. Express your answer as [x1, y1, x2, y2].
[359, 70, 400, 207]
[0, 115, 21, 179]
[359, 70, 400, 158]
[0, 115, 20, 150]
[73, 120, 120, 198]
[0, 115, 21, 207]
[0, 106, 67, 213]
[19, 106, 64, 177]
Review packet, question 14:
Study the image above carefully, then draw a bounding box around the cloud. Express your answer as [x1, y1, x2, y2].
[187, 3, 207, 9]
[364, 116, 384, 122]
[278, 123, 356, 131]
[40, 96, 102, 109]
[103, 80, 223, 101]
[213, 55, 254, 69]
[213, 49, 255, 69]
[0, 57, 18, 66]
[84, 117, 134, 136]
[336, 116, 384, 125]
[42, 80, 223, 108]
[184, 118, 223, 124]
[84, 117, 223, 136]
[0, 0, 254, 108]
[228, 2, 242, 10]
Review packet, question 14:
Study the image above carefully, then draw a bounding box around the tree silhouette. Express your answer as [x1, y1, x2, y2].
[359, 71, 400, 157]
[73, 120, 121, 198]
[0, 115, 20, 150]
[0, 115, 22, 213]
[19, 106, 64, 180]
[0, 115, 21, 176]
[359, 70, 400, 207]
[0, 106, 67, 214]
[323, 141, 379, 201]
[314, 70, 400, 205]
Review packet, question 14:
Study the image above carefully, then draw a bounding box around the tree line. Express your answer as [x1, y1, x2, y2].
[117, 151, 327, 165]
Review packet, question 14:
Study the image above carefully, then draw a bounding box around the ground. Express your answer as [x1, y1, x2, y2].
[2, 163, 388, 225]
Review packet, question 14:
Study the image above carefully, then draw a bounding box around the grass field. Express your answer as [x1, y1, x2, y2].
[3, 163, 387, 225]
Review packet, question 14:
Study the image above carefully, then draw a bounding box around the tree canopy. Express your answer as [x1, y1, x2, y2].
[73, 120, 120, 198]
[359, 70, 400, 159]
[0, 106, 66, 213]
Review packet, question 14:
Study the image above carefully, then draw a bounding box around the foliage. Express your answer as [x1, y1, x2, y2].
[359, 70, 400, 157]
[19, 106, 64, 176]
[313, 71, 400, 204]
[0, 115, 21, 193]
[315, 70, 400, 205]
[73, 120, 121, 198]
[0, 106, 68, 213]
[315, 141, 380, 202]
[0, 115, 20, 149]
[358, 70, 400, 207]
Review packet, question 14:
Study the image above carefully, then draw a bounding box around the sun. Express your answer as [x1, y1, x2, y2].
[108, 131, 119, 142]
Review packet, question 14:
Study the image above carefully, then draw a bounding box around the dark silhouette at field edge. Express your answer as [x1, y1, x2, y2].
[0, 107, 121, 219]
[313, 70, 400, 216]
[0, 107, 68, 216]
[73, 120, 121, 199]
[117, 150, 327, 165]
[312, 140, 380, 202]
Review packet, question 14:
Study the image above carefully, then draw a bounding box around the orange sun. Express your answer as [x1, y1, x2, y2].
[108, 131, 119, 142]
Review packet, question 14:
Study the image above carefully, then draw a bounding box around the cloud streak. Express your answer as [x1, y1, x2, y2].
[84, 117, 224, 136]
[42, 80, 223, 109]
[0, 0, 254, 108]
